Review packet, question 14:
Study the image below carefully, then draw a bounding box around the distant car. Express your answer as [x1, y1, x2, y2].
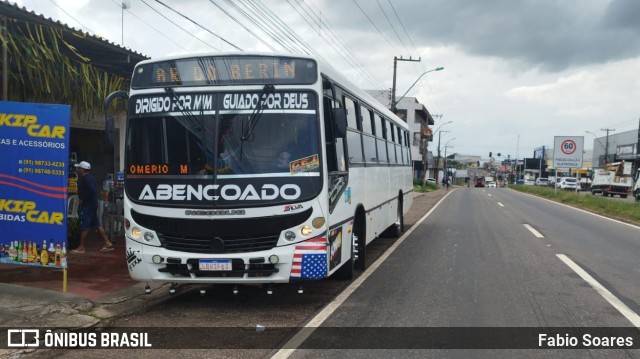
[516, 179, 525, 185]
[486, 181, 497, 188]
[425, 178, 437, 185]
[524, 179, 535, 185]
[535, 178, 549, 186]
[557, 177, 579, 190]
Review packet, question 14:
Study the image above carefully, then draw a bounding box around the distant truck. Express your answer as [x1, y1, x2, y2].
[474, 177, 485, 188]
[634, 168, 640, 201]
[590, 161, 633, 198]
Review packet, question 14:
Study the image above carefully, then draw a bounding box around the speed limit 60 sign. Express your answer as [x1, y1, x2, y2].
[553, 136, 584, 168]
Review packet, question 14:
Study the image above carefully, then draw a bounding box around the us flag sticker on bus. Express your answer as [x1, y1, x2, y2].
[290, 237, 327, 279]
[290, 154, 319, 174]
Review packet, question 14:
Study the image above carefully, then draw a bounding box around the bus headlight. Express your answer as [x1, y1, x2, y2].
[268, 255, 279, 264]
[124, 218, 131, 230]
[131, 227, 142, 239]
[312, 217, 325, 229]
[143, 232, 155, 242]
[284, 231, 296, 242]
[300, 225, 313, 236]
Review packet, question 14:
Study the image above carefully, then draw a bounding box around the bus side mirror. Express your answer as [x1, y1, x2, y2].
[332, 108, 347, 138]
[105, 116, 115, 146]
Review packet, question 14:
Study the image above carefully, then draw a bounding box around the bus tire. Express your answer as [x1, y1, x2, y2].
[333, 249, 354, 280]
[353, 210, 366, 270]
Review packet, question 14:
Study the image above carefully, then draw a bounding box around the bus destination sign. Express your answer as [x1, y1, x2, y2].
[132, 55, 317, 88]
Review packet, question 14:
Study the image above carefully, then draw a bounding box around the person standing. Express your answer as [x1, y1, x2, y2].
[72, 161, 113, 253]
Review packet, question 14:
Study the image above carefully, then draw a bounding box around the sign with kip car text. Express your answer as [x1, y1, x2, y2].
[553, 136, 583, 169]
[0, 101, 70, 268]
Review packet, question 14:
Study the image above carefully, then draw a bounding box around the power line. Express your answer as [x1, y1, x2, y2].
[297, 0, 386, 89]
[376, 0, 408, 54]
[153, 0, 242, 51]
[209, 0, 277, 52]
[385, 0, 424, 78]
[48, 0, 93, 33]
[141, 0, 220, 51]
[289, 0, 381, 88]
[222, 0, 293, 52]
[247, 0, 311, 54]
[351, 0, 400, 54]
[387, 0, 416, 52]
[112, 0, 190, 52]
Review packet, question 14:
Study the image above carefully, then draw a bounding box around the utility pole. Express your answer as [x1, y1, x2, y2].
[435, 130, 450, 183]
[637, 117, 640, 170]
[422, 114, 442, 182]
[391, 56, 420, 113]
[602, 127, 615, 165]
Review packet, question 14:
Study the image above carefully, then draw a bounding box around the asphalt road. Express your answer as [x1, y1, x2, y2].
[28, 188, 640, 359]
[282, 187, 640, 358]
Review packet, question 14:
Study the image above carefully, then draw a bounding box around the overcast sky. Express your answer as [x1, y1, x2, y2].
[13, 0, 640, 159]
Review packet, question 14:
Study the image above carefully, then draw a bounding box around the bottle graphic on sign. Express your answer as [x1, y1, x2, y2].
[61, 243, 67, 267]
[16, 240, 22, 261]
[8, 242, 15, 261]
[22, 240, 28, 263]
[40, 240, 49, 266]
[48, 240, 55, 265]
[55, 241, 61, 267]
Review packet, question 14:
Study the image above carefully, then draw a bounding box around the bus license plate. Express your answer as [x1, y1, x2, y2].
[199, 259, 232, 271]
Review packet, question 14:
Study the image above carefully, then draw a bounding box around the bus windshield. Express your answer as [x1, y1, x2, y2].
[126, 111, 320, 176]
[124, 91, 322, 207]
[219, 112, 319, 176]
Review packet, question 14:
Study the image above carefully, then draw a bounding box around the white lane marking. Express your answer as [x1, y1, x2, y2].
[523, 223, 544, 238]
[556, 254, 640, 327]
[270, 190, 455, 359]
[497, 202, 504, 207]
[488, 194, 492, 197]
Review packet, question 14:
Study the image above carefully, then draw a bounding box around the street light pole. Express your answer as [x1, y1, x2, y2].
[435, 129, 451, 183]
[393, 66, 444, 111]
[431, 121, 452, 182]
[586, 130, 607, 168]
[601, 128, 615, 166]
[390, 56, 421, 113]
[444, 144, 454, 183]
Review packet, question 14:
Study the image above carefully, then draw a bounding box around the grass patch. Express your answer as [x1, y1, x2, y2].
[413, 179, 440, 193]
[510, 185, 640, 225]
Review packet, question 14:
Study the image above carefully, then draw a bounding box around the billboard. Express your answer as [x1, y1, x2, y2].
[553, 136, 584, 169]
[0, 101, 70, 268]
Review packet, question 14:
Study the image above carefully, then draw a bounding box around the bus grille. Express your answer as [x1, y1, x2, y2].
[131, 208, 312, 254]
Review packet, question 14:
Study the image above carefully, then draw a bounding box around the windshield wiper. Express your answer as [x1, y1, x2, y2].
[165, 87, 202, 132]
[240, 84, 275, 141]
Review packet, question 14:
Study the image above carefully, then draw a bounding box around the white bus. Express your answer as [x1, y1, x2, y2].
[106, 53, 413, 293]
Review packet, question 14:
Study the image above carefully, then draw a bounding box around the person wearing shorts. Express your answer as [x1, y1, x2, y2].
[72, 161, 113, 253]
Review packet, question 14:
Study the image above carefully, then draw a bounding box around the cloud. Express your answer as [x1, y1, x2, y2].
[330, 0, 640, 73]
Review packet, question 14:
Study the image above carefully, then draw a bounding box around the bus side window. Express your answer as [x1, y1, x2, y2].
[343, 96, 364, 164]
[323, 97, 346, 172]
